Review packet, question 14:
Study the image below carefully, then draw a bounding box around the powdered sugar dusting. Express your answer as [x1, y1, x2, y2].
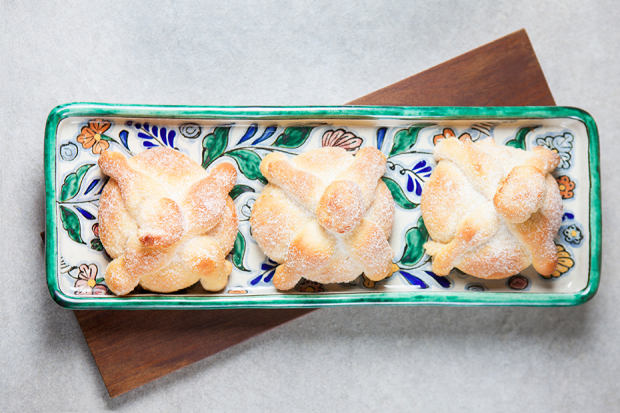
[250, 147, 395, 289]
[98, 147, 237, 295]
[423, 137, 564, 279]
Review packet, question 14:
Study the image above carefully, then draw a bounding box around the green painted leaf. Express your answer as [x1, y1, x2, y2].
[99, 134, 115, 142]
[389, 124, 434, 157]
[60, 205, 85, 244]
[226, 149, 267, 184]
[59, 164, 94, 202]
[231, 231, 249, 271]
[202, 126, 230, 168]
[272, 126, 314, 149]
[230, 184, 255, 200]
[506, 126, 539, 150]
[399, 216, 429, 267]
[382, 177, 418, 209]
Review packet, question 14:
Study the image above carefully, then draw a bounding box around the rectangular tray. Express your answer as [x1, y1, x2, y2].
[45, 104, 601, 309]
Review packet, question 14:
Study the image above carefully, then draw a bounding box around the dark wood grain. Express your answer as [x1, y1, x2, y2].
[75, 28, 555, 398]
[349, 29, 554, 106]
[76, 309, 313, 397]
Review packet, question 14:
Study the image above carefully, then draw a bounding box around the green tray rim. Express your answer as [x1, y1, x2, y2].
[44, 103, 602, 309]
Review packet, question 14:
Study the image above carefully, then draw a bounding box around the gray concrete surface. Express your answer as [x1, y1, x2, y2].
[1, 0, 618, 411]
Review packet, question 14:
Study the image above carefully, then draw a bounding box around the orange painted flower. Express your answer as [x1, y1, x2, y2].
[77, 119, 112, 154]
[556, 175, 575, 199]
[433, 128, 472, 145]
[542, 244, 574, 279]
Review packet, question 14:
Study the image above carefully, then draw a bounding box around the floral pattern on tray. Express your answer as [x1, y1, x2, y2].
[54, 116, 591, 297]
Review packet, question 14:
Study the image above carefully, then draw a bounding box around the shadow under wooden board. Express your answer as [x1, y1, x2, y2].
[74, 29, 555, 398]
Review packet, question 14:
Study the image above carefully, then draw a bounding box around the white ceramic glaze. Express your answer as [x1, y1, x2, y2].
[52, 114, 590, 299]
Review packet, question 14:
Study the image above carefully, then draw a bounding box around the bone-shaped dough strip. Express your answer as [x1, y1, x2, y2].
[524, 146, 561, 174]
[181, 235, 232, 291]
[507, 174, 562, 276]
[493, 165, 546, 224]
[345, 218, 394, 281]
[260, 152, 324, 212]
[424, 203, 501, 276]
[272, 220, 335, 290]
[181, 162, 237, 235]
[434, 138, 500, 200]
[99, 151, 184, 248]
[333, 147, 387, 210]
[105, 235, 176, 295]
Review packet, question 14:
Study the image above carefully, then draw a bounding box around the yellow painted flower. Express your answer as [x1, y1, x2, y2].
[543, 244, 574, 279]
[77, 119, 112, 154]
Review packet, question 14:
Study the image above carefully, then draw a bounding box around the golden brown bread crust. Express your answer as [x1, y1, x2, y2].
[98, 148, 237, 295]
[250, 147, 395, 290]
[421, 137, 562, 279]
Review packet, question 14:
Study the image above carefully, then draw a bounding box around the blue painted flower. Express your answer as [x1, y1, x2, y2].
[405, 159, 433, 196]
[396, 269, 451, 289]
[130, 121, 177, 149]
[536, 132, 574, 169]
[376, 127, 387, 150]
[387, 159, 433, 198]
[250, 259, 278, 285]
[399, 270, 428, 289]
[563, 224, 583, 245]
[562, 212, 575, 222]
[423, 270, 451, 289]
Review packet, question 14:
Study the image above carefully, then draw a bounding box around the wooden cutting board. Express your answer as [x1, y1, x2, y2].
[75, 29, 555, 398]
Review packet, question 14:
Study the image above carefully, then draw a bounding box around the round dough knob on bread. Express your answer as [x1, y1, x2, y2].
[98, 147, 238, 295]
[421, 136, 563, 279]
[250, 147, 396, 290]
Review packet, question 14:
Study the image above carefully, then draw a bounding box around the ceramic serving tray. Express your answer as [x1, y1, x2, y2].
[45, 104, 601, 309]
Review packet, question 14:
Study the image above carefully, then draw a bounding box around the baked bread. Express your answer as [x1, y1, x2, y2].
[250, 147, 395, 290]
[98, 147, 237, 295]
[421, 137, 563, 279]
